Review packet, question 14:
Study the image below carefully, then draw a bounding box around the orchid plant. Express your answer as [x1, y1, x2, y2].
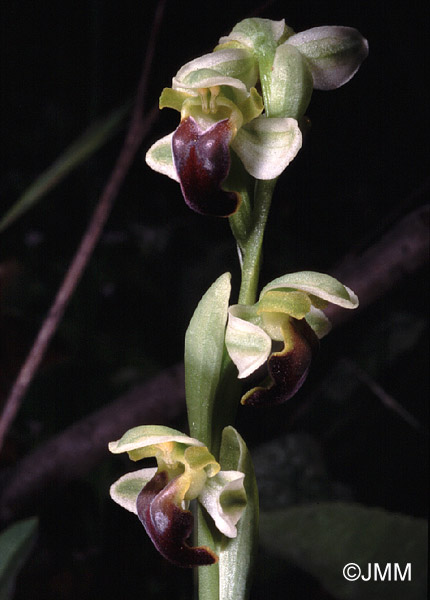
[109, 17, 368, 600]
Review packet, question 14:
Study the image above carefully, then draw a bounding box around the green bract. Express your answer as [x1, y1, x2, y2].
[109, 425, 247, 563]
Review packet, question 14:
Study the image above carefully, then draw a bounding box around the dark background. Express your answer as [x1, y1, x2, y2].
[0, 1, 428, 598]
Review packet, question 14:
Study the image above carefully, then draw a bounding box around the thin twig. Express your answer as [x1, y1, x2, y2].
[325, 203, 429, 326]
[0, 0, 166, 451]
[344, 359, 421, 430]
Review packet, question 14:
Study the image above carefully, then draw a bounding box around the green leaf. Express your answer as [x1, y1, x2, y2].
[185, 273, 231, 448]
[0, 102, 131, 233]
[231, 115, 302, 180]
[260, 503, 427, 600]
[218, 426, 258, 600]
[252, 433, 339, 510]
[0, 517, 38, 600]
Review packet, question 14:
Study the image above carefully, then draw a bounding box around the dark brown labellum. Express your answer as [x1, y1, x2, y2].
[242, 318, 319, 407]
[136, 470, 218, 568]
[172, 116, 240, 217]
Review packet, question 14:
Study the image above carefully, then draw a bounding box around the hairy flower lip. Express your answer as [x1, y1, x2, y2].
[241, 317, 319, 407]
[137, 470, 218, 568]
[172, 116, 240, 217]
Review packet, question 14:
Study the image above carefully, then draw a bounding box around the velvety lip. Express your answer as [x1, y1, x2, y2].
[137, 470, 218, 567]
[242, 318, 319, 407]
[172, 116, 240, 217]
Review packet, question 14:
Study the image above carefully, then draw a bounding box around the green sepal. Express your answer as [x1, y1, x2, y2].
[286, 26, 369, 90]
[214, 40, 250, 52]
[173, 47, 258, 92]
[218, 18, 290, 55]
[268, 42, 313, 119]
[185, 273, 232, 448]
[108, 424, 204, 460]
[218, 18, 286, 117]
[260, 271, 358, 309]
[145, 133, 178, 182]
[218, 426, 258, 600]
[109, 467, 157, 514]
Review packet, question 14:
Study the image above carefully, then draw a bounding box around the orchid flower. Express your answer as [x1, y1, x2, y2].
[109, 425, 246, 567]
[146, 45, 301, 217]
[225, 271, 359, 406]
[145, 18, 368, 218]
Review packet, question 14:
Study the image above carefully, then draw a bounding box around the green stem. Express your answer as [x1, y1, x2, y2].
[196, 504, 221, 600]
[229, 188, 252, 255]
[238, 178, 277, 305]
[197, 177, 278, 600]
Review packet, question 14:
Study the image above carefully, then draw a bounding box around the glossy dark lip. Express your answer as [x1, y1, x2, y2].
[172, 116, 240, 217]
[242, 318, 319, 407]
[136, 470, 218, 567]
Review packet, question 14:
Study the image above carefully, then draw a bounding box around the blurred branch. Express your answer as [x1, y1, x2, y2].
[0, 1, 166, 452]
[0, 203, 427, 524]
[326, 203, 429, 325]
[0, 363, 184, 524]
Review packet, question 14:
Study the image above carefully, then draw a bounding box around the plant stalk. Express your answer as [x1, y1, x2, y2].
[197, 177, 278, 600]
[238, 178, 277, 305]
